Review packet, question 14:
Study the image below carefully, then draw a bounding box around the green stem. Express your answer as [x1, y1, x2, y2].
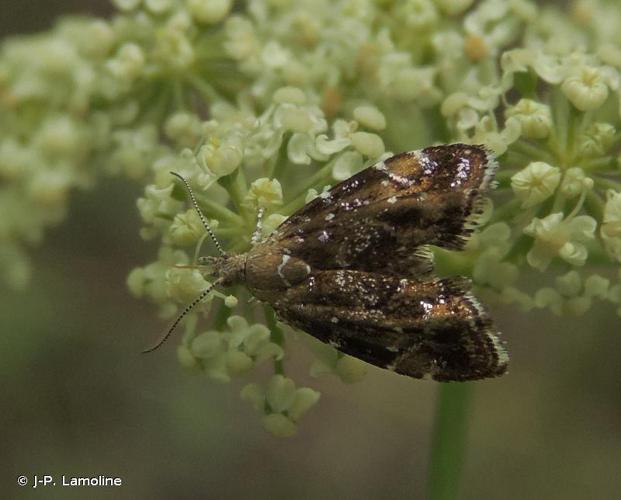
[428, 383, 473, 500]
[186, 73, 226, 103]
[268, 133, 290, 179]
[213, 302, 232, 330]
[549, 89, 570, 164]
[432, 248, 475, 277]
[218, 169, 252, 225]
[197, 196, 244, 225]
[585, 190, 605, 220]
[172, 79, 186, 111]
[511, 140, 556, 164]
[192, 233, 209, 264]
[581, 156, 616, 172]
[490, 198, 521, 223]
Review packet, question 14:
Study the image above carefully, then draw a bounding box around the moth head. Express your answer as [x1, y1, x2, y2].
[209, 254, 246, 287]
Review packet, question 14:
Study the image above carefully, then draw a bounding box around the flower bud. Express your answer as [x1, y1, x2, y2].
[187, 0, 232, 24]
[505, 99, 552, 139]
[353, 105, 386, 130]
[266, 374, 296, 413]
[561, 66, 609, 111]
[262, 413, 297, 437]
[511, 162, 561, 208]
[351, 132, 385, 158]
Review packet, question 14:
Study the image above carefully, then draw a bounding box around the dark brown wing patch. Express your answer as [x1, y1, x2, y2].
[273, 270, 508, 382]
[268, 144, 496, 276]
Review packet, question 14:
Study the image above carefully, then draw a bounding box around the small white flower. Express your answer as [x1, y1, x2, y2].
[196, 138, 243, 178]
[505, 99, 552, 139]
[350, 132, 385, 158]
[473, 250, 518, 290]
[242, 376, 320, 437]
[555, 270, 582, 297]
[500, 286, 534, 311]
[245, 177, 283, 209]
[187, 0, 232, 24]
[225, 350, 253, 375]
[107, 42, 145, 83]
[177, 345, 200, 370]
[601, 190, 621, 262]
[266, 374, 297, 413]
[145, 0, 173, 14]
[353, 105, 386, 130]
[576, 122, 616, 157]
[584, 274, 610, 299]
[472, 115, 520, 155]
[602, 190, 621, 237]
[192, 330, 224, 359]
[166, 267, 211, 303]
[27, 169, 71, 206]
[288, 387, 321, 421]
[164, 112, 203, 148]
[155, 25, 195, 70]
[534, 287, 563, 315]
[169, 209, 211, 246]
[511, 162, 561, 208]
[240, 383, 265, 411]
[274, 103, 327, 134]
[315, 134, 350, 155]
[398, 0, 438, 30]
[191, 316, 283, 382]
[261, 213, 287, 237]
[524, 212, 597, 270]
[224, 295, 238, 308]
[224, 17, 259, 61]
[332, 151, 363, 180]
[334, 355, 368, 383]
[565, 296, 592, 316]
[441, 92, 470, 117]
[310, 342, 367, 383]
[261, 41, 290, 69]
[127, 248, 189, 304]
[561, 66, 609, 111]
[287, 133, 328, 164]
[136, 183, 179, 226]
[559, 167, 593, 198]
[262, 413, 297, 437]
[304, 186, 331, 204]
[273, 86, 307, 105]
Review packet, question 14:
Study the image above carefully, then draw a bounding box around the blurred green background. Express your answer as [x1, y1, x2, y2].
[2, 2, 620, 499]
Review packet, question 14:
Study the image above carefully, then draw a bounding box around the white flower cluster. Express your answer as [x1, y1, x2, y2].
[242, 375, 320, 437]
[3, 0, 621, 435]
[178, 315, 284, 382]
[0, 1, 238, 287]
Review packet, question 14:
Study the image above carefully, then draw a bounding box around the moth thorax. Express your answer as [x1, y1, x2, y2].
[214, 254, 246, 286]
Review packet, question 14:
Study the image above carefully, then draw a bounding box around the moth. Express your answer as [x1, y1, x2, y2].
[144, 144, 509, 382]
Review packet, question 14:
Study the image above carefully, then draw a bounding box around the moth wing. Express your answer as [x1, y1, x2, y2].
[273, 270, 508, 381]
[269, 144, 497, 276]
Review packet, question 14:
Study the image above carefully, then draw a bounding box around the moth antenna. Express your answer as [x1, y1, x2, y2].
[173, 263, 211, 270]
[170, 171, 227, 257]
[141, 280, 220, 354]
[251, 207, 265, 245]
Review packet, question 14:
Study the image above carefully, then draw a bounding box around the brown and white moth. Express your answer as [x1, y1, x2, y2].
[144, 144, 509, 382]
